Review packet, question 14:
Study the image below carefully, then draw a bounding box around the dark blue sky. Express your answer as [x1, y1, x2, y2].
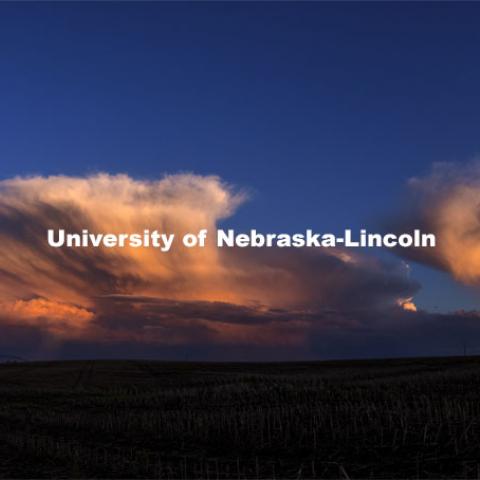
[1, 2, 479, 311]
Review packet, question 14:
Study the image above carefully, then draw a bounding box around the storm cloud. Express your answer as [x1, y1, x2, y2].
[0, 172, 471, 360]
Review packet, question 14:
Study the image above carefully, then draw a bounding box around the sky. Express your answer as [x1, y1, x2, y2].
[1, 3, 480, 360]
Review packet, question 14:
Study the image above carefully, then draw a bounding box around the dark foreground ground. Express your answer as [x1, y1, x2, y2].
[1, 358, 480, 479]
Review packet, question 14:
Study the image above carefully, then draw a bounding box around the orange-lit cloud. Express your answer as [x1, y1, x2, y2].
[393, 162, 480, 286]
[397, 297, 417, 312]
[0, 173, 421, 354]
[0, 173, 246, 307]
[2, 298, 94, 337]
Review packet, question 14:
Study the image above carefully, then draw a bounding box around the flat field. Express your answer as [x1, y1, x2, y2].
[0, 357, 479, 478]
